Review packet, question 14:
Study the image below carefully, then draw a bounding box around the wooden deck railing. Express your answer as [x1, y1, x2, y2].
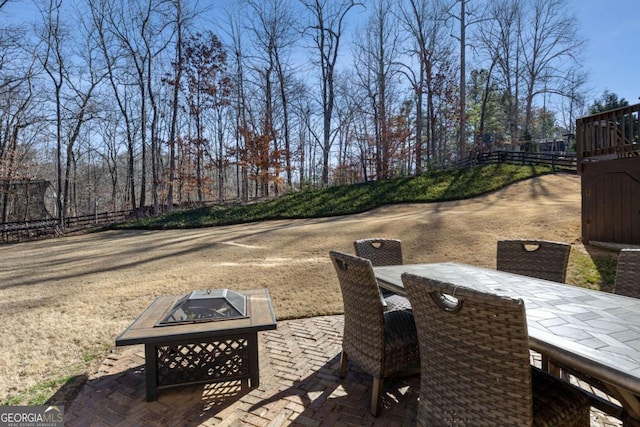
[576, 103, 640, 172]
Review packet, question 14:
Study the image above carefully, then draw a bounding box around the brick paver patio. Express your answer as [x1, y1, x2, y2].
[65, 315, 623, 426]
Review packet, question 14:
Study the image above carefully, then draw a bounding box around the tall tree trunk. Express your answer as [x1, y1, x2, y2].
[459, 0, 467, 159]
[147, 48, 160, 214]
[166, 0, 183, 212]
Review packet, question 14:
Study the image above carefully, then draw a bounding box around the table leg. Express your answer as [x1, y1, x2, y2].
[614, 387, 640, 424]
[144, 344, 158, 402]
[624, 415, 640, 427]
[547, 359, 562, 378]
[248, 333, 259, 387]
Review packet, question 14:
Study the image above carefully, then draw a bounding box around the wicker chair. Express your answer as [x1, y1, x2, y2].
[354, 238, 411, 311]
[614, 248, 640, 299]
[329, 250, 420, 416]
[353, 238, 403, 266]
[401, 272, 591, 427]
[497, 239, 571, 283]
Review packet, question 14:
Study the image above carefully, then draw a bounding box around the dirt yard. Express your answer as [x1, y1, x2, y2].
[0, 173, 608, 403]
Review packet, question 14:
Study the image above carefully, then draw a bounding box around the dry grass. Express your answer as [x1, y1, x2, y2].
[0, 173, 613, 404]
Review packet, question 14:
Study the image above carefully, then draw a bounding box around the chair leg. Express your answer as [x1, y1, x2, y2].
[339, 350, 348, 378]
[545, 356, 563, 378]
[371, 377, 383, 416]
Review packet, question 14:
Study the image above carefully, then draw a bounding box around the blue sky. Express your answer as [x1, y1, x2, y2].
[571, 0, 640, 105]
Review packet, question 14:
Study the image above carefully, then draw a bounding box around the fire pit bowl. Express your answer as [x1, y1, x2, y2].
[156, 289, 247, 326]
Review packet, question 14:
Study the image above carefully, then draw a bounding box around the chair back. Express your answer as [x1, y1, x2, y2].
[354, 238, 403, 266]
[329, 251, 385, 374]
[615, 248, 640, 299]
[402, 273, 533, 426]
[497, 239, 570, 283]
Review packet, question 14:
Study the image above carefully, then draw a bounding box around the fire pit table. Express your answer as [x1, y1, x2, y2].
[116, 288, 277, 401]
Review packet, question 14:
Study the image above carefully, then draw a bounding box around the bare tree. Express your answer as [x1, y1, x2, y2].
[245, 0, 298, 189]
[476, 0, 523, 143]
[62, 4, 110, 217]
[353, 0, 402, 180]
[398, 0, 452, 172]
[89, 0, 137, 211]
[446, 0, 488, 158]
[224, 11, 250, 201]
[399, 0, 457, 169]
[520, 0, 584, 139]
[0, 65, 38, 222]
[180, 32, 230, 204]
[36, 1, 108, 223]
[289, 79, 317, 187]
[103, 0, 173, 213]
[397, 0, 425, 174]
[0, 21, 40, 192]
[38, 0, 66, 224]
[164, 0, 183, 212]
[557, 69, 588, 136]
[330, 70, 365, 184]
[300, 0, 362, 184]
[91, 109, 124, 212]
[456, 0, 467, 158]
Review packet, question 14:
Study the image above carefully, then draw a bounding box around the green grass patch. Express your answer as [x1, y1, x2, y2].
[115, 164, 553, 229]
[570, 252, 617, 292]
[2, 376, 76, 406]
[3, 346, 110, 406]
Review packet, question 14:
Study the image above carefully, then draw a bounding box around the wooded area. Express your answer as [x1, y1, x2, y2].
[0, 0, 590, 223]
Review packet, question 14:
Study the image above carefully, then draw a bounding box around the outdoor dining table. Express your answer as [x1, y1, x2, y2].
[373, 262, 640, 424]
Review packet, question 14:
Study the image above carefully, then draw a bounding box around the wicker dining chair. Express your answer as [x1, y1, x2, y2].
[329, 250, 420, 416]
[354, 238, 404, 266]
[614, 248, 640, 299]
[497, 239, 571, 283]
[401, 272, 590, 427]
[354, 238, 411, 311]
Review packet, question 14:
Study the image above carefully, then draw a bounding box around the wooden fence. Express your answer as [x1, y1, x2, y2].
[0, 210, 130, 244]
[62, 210, 130, 230]
[0, 219, 62, 243]
[452, 151, 577, 172]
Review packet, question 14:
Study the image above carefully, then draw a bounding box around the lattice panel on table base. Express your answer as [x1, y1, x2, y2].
[156, 335, 250, 387]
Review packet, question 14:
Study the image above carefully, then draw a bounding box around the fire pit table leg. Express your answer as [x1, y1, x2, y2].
[248, 332, 260, 387]
[144, 344, 159, 402]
